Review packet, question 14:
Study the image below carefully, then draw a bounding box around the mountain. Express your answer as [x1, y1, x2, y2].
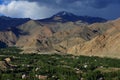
[0, 16, 30, 30]
[15, 20, 53, 53]
[66, 19, 120, 58]
[39, 11, 107, 23]
[0, 11, 106, 31]
[11, 19, 120, 56]
[0, 11, 120, 58]
[0, 29, 18, 46]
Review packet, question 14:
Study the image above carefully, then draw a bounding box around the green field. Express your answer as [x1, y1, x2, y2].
[0, 47, 120, 80]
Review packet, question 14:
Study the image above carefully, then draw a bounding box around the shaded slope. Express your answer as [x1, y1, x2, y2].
[0, 16, 30, 30]
[0, 41, 8, 48]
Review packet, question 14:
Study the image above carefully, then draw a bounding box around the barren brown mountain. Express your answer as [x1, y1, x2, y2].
[0, 12, 120, 58]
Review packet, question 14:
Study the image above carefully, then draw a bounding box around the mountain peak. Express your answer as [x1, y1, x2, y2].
[39, 11, 107, 23]
[53, 11, 75, 17]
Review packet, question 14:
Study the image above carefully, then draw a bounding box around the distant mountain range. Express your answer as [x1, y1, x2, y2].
[39, 11, 107, 23]
[0, 16, 30, 30]
[0, 11, 120, 58]
[0, 11, 106, 30]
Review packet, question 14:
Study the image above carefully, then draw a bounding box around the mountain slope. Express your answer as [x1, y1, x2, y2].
[0, 30, 18, 46]
[0, 16, 30, 30]
[15, 20, 53, 53]
[66, 19, 120, 58]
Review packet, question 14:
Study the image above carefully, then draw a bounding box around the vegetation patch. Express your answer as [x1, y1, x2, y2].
[0, 47, 120, 80]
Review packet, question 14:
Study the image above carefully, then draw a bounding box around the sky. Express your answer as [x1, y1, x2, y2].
[0, 0, 120, 20]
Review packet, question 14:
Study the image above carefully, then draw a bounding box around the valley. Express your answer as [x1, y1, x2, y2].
[0, 0, 120, 80]
[0, 47, 120, 80]
[0, 11, 120, 80]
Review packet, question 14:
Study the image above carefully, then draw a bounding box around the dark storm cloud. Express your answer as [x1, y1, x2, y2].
[1, 0, 120, 19]
[27, 0, 120, 19]
[24, 0, 120, 9]
[86, 0, 120, 8]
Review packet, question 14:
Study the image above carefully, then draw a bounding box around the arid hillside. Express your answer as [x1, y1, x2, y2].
[0, 12, 120, 58]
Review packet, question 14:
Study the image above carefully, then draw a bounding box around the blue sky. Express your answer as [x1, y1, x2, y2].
[0, 0, 3, 5]
[0, 0, 2, 16]
[0, 0, 10, 4]
[0, 0, 120, 20]
[0, 1, 2, 4]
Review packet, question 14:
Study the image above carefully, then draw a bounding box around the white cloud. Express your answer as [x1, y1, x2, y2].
[0, 1, 57, 19]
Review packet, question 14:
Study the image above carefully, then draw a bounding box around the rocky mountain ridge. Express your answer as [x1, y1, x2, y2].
[0, 11, 120, 58]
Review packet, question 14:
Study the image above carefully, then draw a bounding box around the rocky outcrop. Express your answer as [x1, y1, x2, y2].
[0, 61, 10, 71]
